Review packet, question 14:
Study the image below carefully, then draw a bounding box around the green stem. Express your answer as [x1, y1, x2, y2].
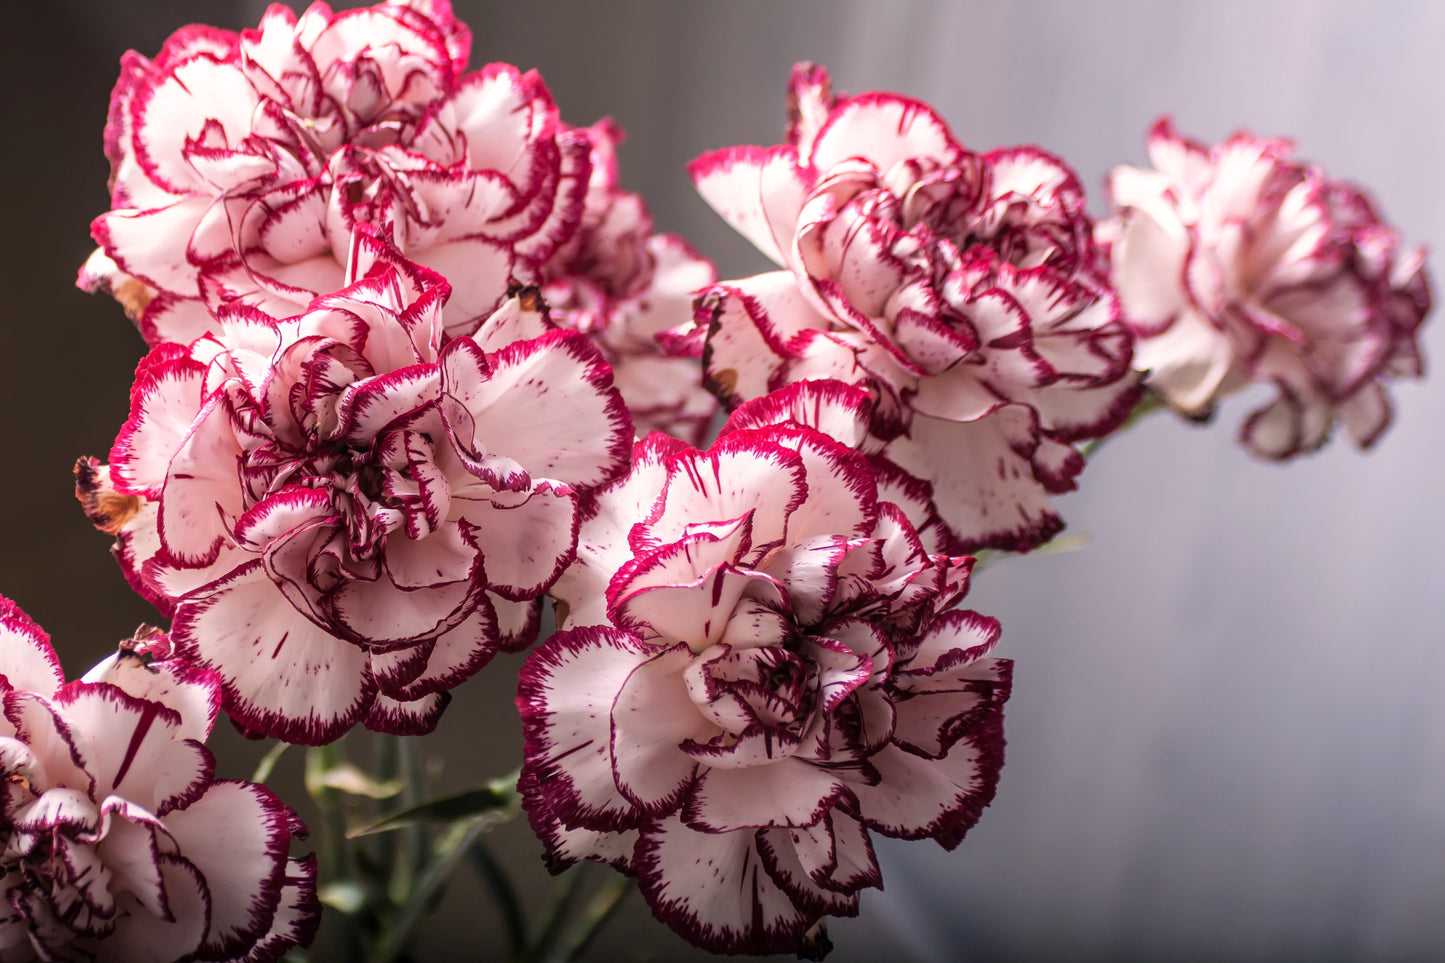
[557, 873, 633, 962]
[306, 742, 365, 960]
[373, 730, 401, 780]
[370, 817, 491, 963]
[970, 548, 1002, 572]
[467, 839, 528, 960]
[373, 732, 402, 889]
[388, 736, 428, 906]
[524, 863, 592, 963]
[305, 744, 349, 880]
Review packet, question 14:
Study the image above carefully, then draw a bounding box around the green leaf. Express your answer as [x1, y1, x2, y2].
[347, 772, 519, 840]
[308, 761, 403, 800]
[318, 881, 368, 915]
[251, 741, 289, 784]
[1033, 532, 1092, 556]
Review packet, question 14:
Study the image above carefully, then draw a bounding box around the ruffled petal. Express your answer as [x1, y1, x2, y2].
[808, 92, 960, 174]
[52, 682, 212, 815]
[681, 759, 847, 833]
[171, 563, 374, 745]
[634, 817, 822, 956]
[883, 409, 1065, 553]
[443, 331, 631, 489]
[688, 146, 809, 268]
[79, 648, 221, 745]
[162, 780, 302, 959]
[517, 626, 666, 832]
[0, 597, 64, 697]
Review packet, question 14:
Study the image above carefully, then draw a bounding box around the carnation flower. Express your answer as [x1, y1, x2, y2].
[80, 0, 590, 344]
[0, 599, 317, 961]
[686, 63, 1140, 553]
[539, 120, 719, 444]
[1103, 119, 1431, 458]
[521, 411, 1011, 955]
[78, 236, 631, 743]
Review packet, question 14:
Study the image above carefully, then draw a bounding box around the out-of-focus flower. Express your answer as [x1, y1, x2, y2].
[80, 0, 590, 344]
[0, 599, 318, 961]
[1103, 119, 1431, 459]
[521, 409, 1010, 955]
[540, 120, 719, 444]
[687, 64, 1140, 553]
[78, 236, 631, 743]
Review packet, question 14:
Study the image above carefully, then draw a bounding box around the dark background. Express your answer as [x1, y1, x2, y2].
[4, 1, 1444, 960]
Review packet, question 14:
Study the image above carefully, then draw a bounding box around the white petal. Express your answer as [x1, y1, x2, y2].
[80, 651, 220, 745]
[517, 627, 663, 831]
[688, 146, 809, 268]
[235, 856, 320, 963]
[809, 93, 959, 174]
[682, 759, 847, 833]
[853, 720, 1007, 850]
[883, 409, 1065, 553]
[100, 855, 210, 963]
[363, 691, 448, 736]
[696, 273, 833, 406]
[610, 645, 713, 811]
[459, 485, 577, 601]
[55, 683, 211, 815]
[157, 391, 248, 567]
[163, 781, 297, 958]
[172, 564, 373, 745]
[0, 599, 64, 697]
[110, 353, 207, 498]
[635, 816, 820, 955]
[641, 435, 807, 552]
[442, 332, 630, 489]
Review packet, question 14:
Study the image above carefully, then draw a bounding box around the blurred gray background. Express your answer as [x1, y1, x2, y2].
[3, 0, 1443, 959]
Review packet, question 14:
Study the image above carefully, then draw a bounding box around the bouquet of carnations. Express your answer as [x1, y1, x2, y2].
[1, 1, 1427, 959]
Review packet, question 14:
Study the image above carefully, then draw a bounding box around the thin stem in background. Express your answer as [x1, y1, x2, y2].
[467, 838, 529, 960]
[373, 731, 402, 889]
[251, 741, 289, 784]
[370, 816, 492, 963]
[388, 735, 429, 906]
[557, 873, 634, 962]
[306, 744, 348, 878]
[306, 741, 366, 961]
[524, 862, 593, 963]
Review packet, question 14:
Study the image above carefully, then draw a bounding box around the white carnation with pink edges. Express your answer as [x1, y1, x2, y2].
[0, 599, 317, 962]
[79, 234, 632, 743]
[49, 4, 1437, 957]
[687, 63, 1141, 553]
[1102, 119, 1430, 459]
[540, 119, 720, 444]
[520, 397, 1011, 954]
[80, 0, 591, 344]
